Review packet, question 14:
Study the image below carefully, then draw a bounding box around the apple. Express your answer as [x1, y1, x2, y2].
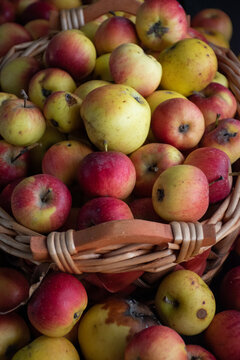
[219, 265, 240, 311]
[187, 26, 208, 43]
[42, 139, 93, 186]
[43, 91, 83, 133]
[12, 335, 80, 360]
[146, 89, 186, 114]
[24, 19, 51, 39]
[135, 0, 188, 51]
[0, 267, 29, 313]
[128, 197, 161, 222]
[0, 177, 25, 214]
[200, 118, 240, 164]
[155, 269, 216, 335]
[45, 0, 81, 10]
[0, 140, 29, 187]
[204, 310, 240, 360]
[152, 164, 209, 222]
[74, 79, 110, 100]
[188, 82, 237, 127]
[28, 67, 76, 110]
[124, 325, 188, 360]
[78, 297, 160, 360]
[0, 22, 32, 58]
[19, 0, 58, 24]
[76, 196, 134, 230]
[0, 312, 31, 360]
[80, 14, 108, 43]
[80, 84, 151, 154]
[0, 92, 18, 105]
[94, 15, 138, 55]
[0, 56, 41, 97]
[212, 71, 229, 88]
[184, 147, 232, 204]
[191, 8, 233, 42]
[27, 271, 88, 337]
[28, 125, 66, 174]
[179, 248, 211, 277]
[151, 98, 205, 151]
[45, 29, 96, 82]
[11, 173, 72, 233]
[0, 0, 16, 25]
[186, 344, 216, 360]
[77, 150, 136, 199]
[158, 38, 218, 96]
[130, 142, 184, 197]
[15, 0, 38, 16]
[0, 96, 46, 147]
[193, 27, 230, 48]
[109, 42, 162, 97]
[93, 53, 113, 82]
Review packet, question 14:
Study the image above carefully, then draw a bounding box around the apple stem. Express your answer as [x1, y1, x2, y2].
[11, 143, 39, 163]
[215, 113, 221, 128]
[209, 175, 223, 186]
[20, 89, 28, 108]
[103, 140, 108, 152]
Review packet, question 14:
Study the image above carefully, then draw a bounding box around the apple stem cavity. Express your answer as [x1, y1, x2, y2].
[147, 21, 169, 39]
[163, 295, 179, 308]
[178, 124, 189, 133]
[208, 175, 223, 186]
[11, 143, 39, 163]
[41, 188, 52, 203]
[148, 164, 159, 173]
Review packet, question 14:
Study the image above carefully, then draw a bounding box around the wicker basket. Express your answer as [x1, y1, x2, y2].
[0, 0, 240, 291]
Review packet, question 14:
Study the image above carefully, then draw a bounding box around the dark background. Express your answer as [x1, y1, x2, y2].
[179, 0, 240, 55]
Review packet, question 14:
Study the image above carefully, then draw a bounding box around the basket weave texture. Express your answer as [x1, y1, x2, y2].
[0, 0, 240, 288]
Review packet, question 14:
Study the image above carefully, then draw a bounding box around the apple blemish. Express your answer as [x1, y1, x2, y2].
[157, 188, 164, 201]
[217, 128, 237, 143]
[65, 93, 77, 106]
[147, 21, 169, 38]
[196, 308, 207, 319]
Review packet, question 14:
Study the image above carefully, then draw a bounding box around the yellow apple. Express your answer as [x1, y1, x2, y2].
[146, 89, 186, 114]
[0, 92, 18, 106]
[93, 53, 113, 81]
[74, 79, 110, 100]
[195, 27, 230, 48]
[212, 71, 229, 87]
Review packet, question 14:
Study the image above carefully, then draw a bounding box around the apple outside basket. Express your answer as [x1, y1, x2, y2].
[0, 0, 240, 295]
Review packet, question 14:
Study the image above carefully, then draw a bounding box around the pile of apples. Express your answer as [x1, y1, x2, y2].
[0, 0, 240, 359]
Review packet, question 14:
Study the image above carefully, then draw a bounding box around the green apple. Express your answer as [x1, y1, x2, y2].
[74, 79, 110, 101]
[155, 269, 216, 336]
[93, 53, 113, 82]
[80, 83, 151, 154]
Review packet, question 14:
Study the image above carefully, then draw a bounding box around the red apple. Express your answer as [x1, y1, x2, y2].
[130, 142, 184, 197]
[152, 164, 209, 222]
[0, 0, 16, 25]
[186, 344, 216, 360]
[179, 248, 211, 277]
[128, 197, 161, 222]
[0, 267, 29, 313]
[77, 151, 136, 200]
[0, 22, 32, 58]
[24, 19, 51, 39]
[135, 0, 188, 51]
[188, 82, 237, 127]
[204, 310, 240, 360]
[27, 271, 88, 337]
[184, 147, 232, 204]
[0, 140, 29, 187]
[219, 266, 240, 311]
[94, 15, 138, 55]
[19, 0, 58, 24]
[42, 140, 93, 186]
[76, 196, 134, 230]
[11, 173, 72, 233]
[151, 97, 205, 151]
[0, 312, 31, 360]
[45, 29, 96, 82]
[191, 8, 233, 42]
[200, 118, 240, 164]
[0, 177, 25, 214]
[124, 325, 188, 360]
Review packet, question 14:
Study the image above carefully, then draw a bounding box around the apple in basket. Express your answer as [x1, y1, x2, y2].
[0, 140, 29, 187]
[24, 19, 52, 40]
[27, 271, 88, 337]
[0, 312, 31, 360]
[186, 344, 217, 360]
[19, 0, 58, 24]
[188, 82, 237, 127]
[12, 335, 80, 360]
[109, 43, 162, 97]
[155, 269, 216, 336]
[219, 265, 240, 311]
[146, 89, 186, 114]
[77, 150, 136, 200]
[11, 173, 72, 233]
[93, 15, 139, 55]
[124, 325, 188, 360]
[0, 177, 25, 214]
[78, 297, 160, 360]
[0, 0, 16, 25]
[184, 147, 233, 204]
[135, 0, 188, 51]
[152, 164, 209, 222]
[204, 310, 240, 360]
[0, 22, 32, 58]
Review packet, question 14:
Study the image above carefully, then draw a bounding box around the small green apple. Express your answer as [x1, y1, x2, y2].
[155, 269, 216, 336]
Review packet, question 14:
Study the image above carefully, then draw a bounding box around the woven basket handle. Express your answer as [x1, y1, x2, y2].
[30, 220, 216, 262]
